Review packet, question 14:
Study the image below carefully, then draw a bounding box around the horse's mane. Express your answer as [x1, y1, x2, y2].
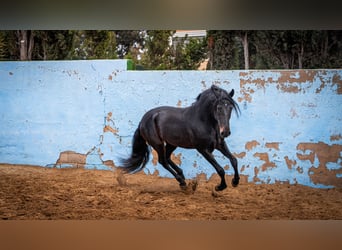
[194, 85, 240, 116]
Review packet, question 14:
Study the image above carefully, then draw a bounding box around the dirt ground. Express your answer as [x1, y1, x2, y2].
[0, 164, 341, 220]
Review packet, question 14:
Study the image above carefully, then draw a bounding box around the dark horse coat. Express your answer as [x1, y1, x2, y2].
[121, 85, 240, 191]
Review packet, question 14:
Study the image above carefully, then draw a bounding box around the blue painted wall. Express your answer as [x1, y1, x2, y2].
[0, 60, 341, 188]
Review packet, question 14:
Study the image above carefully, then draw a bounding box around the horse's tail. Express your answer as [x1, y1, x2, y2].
[120, 125, 150, 173]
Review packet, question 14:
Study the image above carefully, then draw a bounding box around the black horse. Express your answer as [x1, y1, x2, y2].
[120, 85, 240, 191]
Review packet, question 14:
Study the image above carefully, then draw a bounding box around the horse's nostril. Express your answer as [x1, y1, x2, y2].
[220, 130, 231, 138]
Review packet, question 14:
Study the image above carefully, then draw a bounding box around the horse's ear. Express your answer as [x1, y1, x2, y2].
[229, 89, 235, 97]
[196, 93, 201, 101]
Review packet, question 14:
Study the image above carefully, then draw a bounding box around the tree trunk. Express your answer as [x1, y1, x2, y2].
[18, 30, 34, 61]
[27, 31, 34, 60]
[18, 30, 28, 60]
[298, 40, 304, 69]
[242, 32, 249, 69]
[323, 30, 328, 59]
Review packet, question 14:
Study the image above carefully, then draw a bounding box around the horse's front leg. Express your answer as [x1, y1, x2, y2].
[197, 149, 227, 191]
[217, 140, 240, 187]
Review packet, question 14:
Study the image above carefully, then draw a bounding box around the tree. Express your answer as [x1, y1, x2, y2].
[115, 30, 145, 59]
[172, 35, 207, 70]
[68, 31, 117, 60]
[0, 32, 7, 60]
[0, 30, 76, 60]
[140, 30, 175, 70]
[1, 30, 341, 70]
[206, 31, 237, 70]
[249, 30, 342, 69]
[235, 31, 249, 69]
[17, 30, 34, 60]
[33, 31, 75, 60]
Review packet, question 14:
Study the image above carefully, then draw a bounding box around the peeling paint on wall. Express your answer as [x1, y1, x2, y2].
[55, 151, 87, 168]
[245, 140, 260, 151]
[265, 142, 280, 151]
[0, 61, 341, 188]
[253, 152, 276, 171]
[332, 74, 342, 94]
[297, 142, 342, 188]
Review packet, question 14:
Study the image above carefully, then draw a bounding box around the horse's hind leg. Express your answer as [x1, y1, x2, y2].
[165, 144, 185, 180]
[152, 143, 187, 188]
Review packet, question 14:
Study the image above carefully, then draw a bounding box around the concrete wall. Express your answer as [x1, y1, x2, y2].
[0, 60, 341, 188]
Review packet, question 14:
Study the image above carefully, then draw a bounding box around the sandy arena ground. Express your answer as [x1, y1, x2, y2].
[0, 164, 341, 220]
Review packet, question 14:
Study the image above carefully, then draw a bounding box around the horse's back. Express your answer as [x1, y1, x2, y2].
[139, 106, 194, 146]
[141, 106, 184, 124]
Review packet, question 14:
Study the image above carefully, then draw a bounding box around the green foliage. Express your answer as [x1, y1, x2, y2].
[0, 33, 6, 60]
[140, 31, 207, 70]
[32, 31, 75, 60]
[0, 30, 340, 70]
[207, 30, 245, 70]
[172, 35, 207, 70]
[115, 30, 145, 59]
[67, 31, 117, 60]
[207, 30, 342, 70]
[140, 30, 174, 70]
[0, 31, 18, 60]
[126, 59, 135, 70]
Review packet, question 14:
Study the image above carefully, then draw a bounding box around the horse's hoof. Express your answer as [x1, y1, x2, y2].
[231, 178, 239, 187]
[214, 184, 227, 191]
[211, 187, 223, 197]
[180, 181, 197, 194]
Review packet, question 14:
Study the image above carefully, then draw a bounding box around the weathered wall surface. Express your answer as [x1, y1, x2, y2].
[0, 60, 341, 188]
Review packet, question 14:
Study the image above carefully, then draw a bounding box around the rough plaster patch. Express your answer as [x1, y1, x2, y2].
[55, 151, 86, 168]
[330, 134, 342, 141]
[332, 73, 342, 94]
[104, 112, 119, 135]
[151, 149, 182, 166]
[277, 84, 301, 93]
[297, 142, 342, 187]
[265, 142, 280, 151]
[296, 166, 304, 174]
[253, 167, 261, 183]
[296, 151, 315, 165]
[103, 160, 115, 168]
[151, 149, 158, 166]
[253, 152, 276, 171]
[237, 93, 252, 103]
[277, 70, 317, 84]
[245, 140, 260, 151]
[238, 70, 326, 103]
[172, 153, 182, 166]
[103, 125, 119, 134]
[234, 152, 246, 158]
[284, 156, 297, 170]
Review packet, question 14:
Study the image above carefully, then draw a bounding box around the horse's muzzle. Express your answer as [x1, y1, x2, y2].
[219, 126, 231, 138]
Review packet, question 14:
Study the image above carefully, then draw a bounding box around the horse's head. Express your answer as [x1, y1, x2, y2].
[211, 85, 240, 138]
[195, 85, 240, 138]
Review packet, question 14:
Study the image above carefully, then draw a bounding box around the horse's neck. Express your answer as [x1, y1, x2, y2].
[188, 100, 215, 122]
